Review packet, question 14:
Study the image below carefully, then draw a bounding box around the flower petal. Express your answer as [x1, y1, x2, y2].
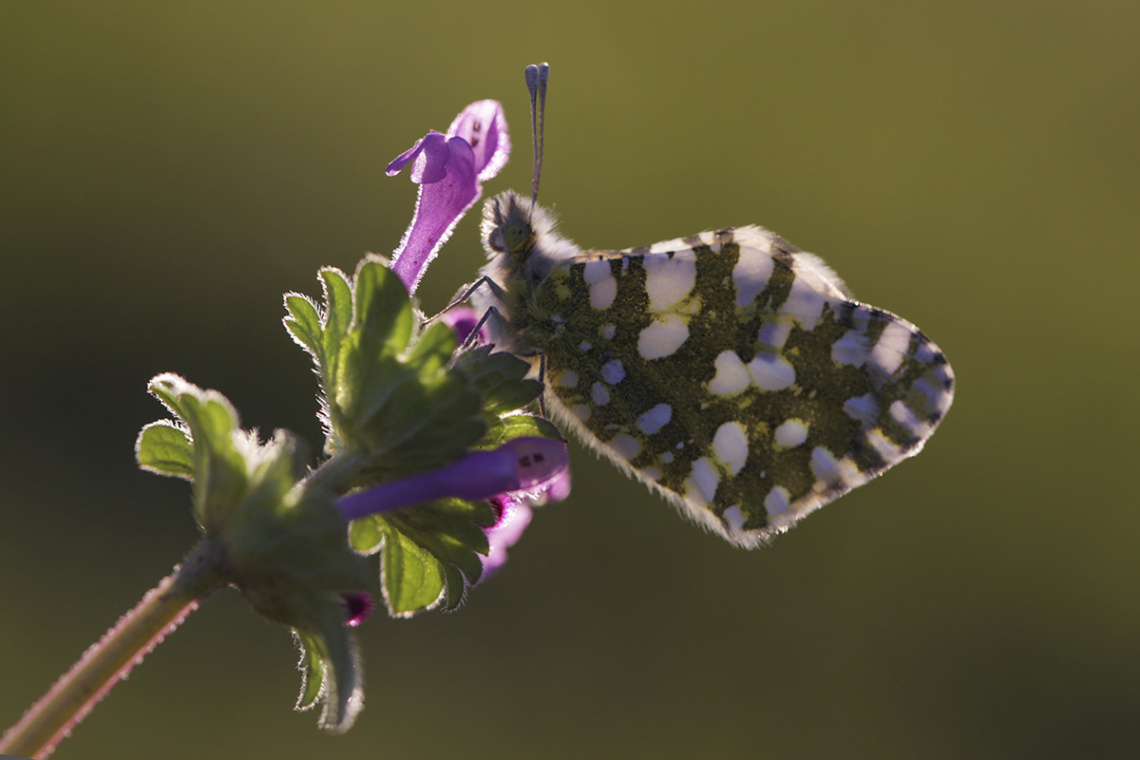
[408, 132, 451, 184]
[389, 136, 479, 292]
[440, 306, 482, 346]
[387, 100, 511, 292]
[447, 99, 510, 182]
[336, 437, 570, 522]
[543, 465, 572, 503]
[480, 495, 533, 579]
[385, 138, 422, 176]
[341, 592, 375, 627]
[498, 437, 571, 493]
[385, 131, 436, 178]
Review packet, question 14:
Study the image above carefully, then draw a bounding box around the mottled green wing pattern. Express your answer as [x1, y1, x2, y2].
[520, 227, 954, 547]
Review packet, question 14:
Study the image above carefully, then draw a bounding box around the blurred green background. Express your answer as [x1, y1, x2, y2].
[2, 2, 1138, 758]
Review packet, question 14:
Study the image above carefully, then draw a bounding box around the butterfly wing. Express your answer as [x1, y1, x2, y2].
[528, 226, 954, 547]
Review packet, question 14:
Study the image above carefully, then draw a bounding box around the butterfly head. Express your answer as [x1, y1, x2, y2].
[480, 189, 582, 288]
[482, 189, 537, 257]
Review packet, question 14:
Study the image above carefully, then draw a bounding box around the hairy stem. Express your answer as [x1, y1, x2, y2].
[0, 539, 227, 759]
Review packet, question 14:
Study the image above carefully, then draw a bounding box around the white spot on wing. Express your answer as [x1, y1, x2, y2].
[843, 393, 878, 423]
[764, 487, 790, 517]
[713, 422, 749, 475]
[588, 277, 616, 310]
[638, 315, 689, 359]
[889, 399, 929, 437]
[609, 434, 641, 460]
[774, 419, 808, 448]
[783, 269, 829, 329]
[733, 246, 775, 307]
[747, 353, 796, 391]
[810, 447, 840, 481]
[758, 320, 792, 350]
[832, 329, 868, 366]
[872, 321, 913, 375]
[867, 428, 903, 462]
[592, 382, 610, 406]
[683, 477, 708, 507]
[555, 370, 578, 388]
[583, 259, 617, 310]
[709, 351, 750, 395]
[600, 324, 617, 340]
[810, 448, 860, 485]
[601, 360, 625, 384]
[691, 457, 720, 503]
[913, 378, 942, 410]
[724, 505, 745, 531]
[644, 252, 697, 311]
[637, 403, 672, 435]
[583, 258, 611, 284]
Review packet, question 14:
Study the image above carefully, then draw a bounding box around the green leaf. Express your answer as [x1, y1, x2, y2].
[351, 497, 496, 617]
[318, 267, 353, 386]
[454, 346, 544, 417]
[380, 528, 446, 616]
[481, 414, 564, 449]
[145, 374, 251, 528]
[347, 512, 385, 554]
[438, 564, 468, 612]
[294, 630, 325, 710]
[352, 259, 413, 357]
[136, 421, 194, 479]
[283, 293, 324, 361]
[314, 607, 363, 733]
[226, 480, 369, 734]
[403, 320, 457, 379]
[291, 259, 489, 475]
[293, 614, 363, 733]
[381, 498, 494, 585]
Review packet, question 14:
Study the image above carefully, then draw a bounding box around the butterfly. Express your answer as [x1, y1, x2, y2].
[468, 188, 954, 547]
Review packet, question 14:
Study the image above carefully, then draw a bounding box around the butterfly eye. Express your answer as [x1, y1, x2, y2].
[503, 218, 535, 254]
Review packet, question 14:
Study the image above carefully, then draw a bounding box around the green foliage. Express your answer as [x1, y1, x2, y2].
[351, 497, 497, 615]
[453, 345, 544, 421]
[136, 258, 562, 733]
[140, 375, 273, 532]
[136, 421, 194, 479]
[136, 374, 370, 732]
[285, 259, 551, 617]
[285, 259, 487, 478]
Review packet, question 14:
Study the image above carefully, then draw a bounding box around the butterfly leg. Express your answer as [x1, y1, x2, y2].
[536, 351, 548, 418]
[422, 276, 507, 326]
[463, 304, 505, 349]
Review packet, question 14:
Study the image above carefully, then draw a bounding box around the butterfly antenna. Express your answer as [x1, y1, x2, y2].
[525, 62, 549, 203]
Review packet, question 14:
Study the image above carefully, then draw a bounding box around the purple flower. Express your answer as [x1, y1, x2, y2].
[341, 592, 375, 627]
[336, 437, 569, 522]
[481, 494, 533, 579]
[439, 306, 484, 346]
[480, 450, 571, 579]
[387, 100, 510, 292]
[337, 437, 568, 580]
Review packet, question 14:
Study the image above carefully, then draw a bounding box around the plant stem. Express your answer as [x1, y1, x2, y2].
[0, 538, 228, 759]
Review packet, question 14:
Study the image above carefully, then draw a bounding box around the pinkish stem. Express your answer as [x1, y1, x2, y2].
[0, 539, 226, 759]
